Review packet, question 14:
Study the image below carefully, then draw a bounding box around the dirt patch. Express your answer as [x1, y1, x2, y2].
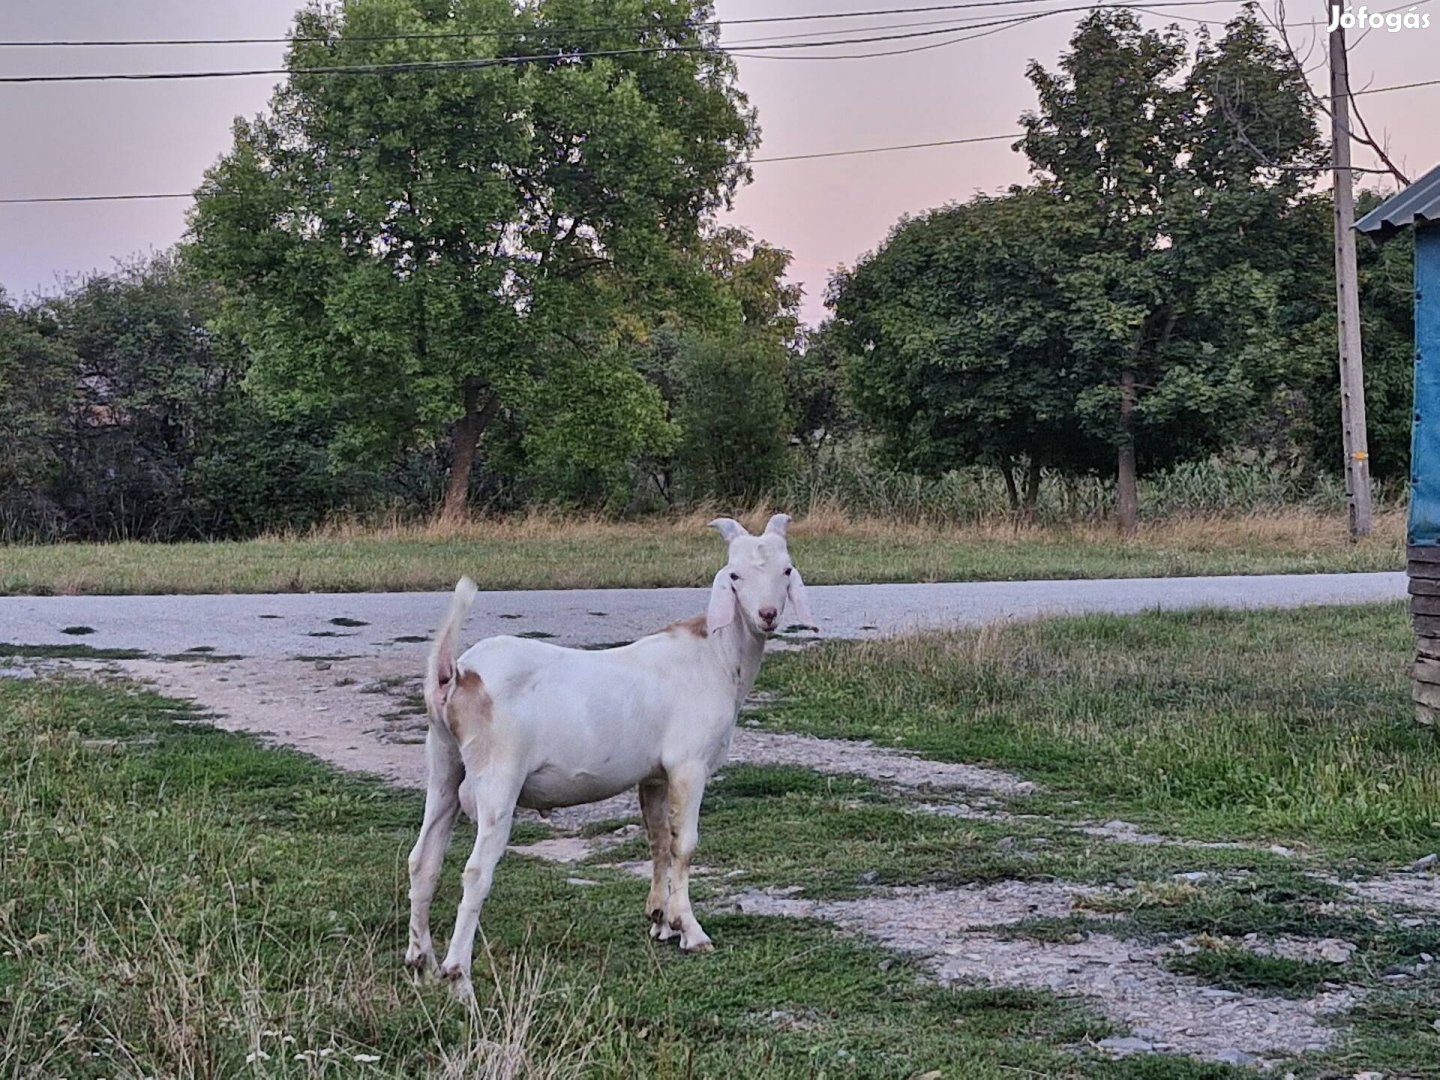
[730, 729, 1033, 797]
[724, 882, 1354, 1065]
[71, 655, 1031, 825]
[1328, 870, 1440, 913]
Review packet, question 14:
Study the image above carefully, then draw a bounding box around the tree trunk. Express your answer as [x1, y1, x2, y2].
[1116, 370, 1139, 538]
[1000, 460, 1020, 516]
[1022, 458, 1042, 526]
[439, 385, 499, 522]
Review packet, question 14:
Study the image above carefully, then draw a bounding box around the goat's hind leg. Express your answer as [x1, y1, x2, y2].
[639, 778, 674, 942]
[405, 724, 464, 977]
[438, 763, 522, 999]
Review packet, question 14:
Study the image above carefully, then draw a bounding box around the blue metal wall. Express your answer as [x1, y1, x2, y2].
[1411, 224, 1440, 546]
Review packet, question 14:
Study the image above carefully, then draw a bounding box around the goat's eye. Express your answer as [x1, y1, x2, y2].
[729, 572, 739, 581]
[784, 567, 793, 576]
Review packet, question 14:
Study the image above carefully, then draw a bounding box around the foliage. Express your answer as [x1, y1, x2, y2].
[786, 319, 859, 464]
[1284, 192, 1416, 481]
[0, 290, 73, 537]
[0, 257, 246, 540]
[0, 257, 439, 541]
[671, 330, 792, 501]
[829, 7, 1332, 526]
[516, 339, 680, 508]
[633, 228, 806, 505]
[187, 0, 758, 517]
[832, 189, 1112, 513]
[1019, 6, 1323, 478]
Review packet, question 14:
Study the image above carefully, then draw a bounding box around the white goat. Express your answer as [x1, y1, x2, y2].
[405, 513, 817, 994]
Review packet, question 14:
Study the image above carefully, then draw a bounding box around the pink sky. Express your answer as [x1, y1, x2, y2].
[1, 1, 1435, 326]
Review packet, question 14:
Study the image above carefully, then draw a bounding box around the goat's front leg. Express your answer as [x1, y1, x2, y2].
[638, 778, 674, 941]
[438, 765, 521, 999]
[405, 726, 464, 977]
[664, 762, 713, 953]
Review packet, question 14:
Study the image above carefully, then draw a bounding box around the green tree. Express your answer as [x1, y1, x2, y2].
[1281, 193, 1415, 482]
[189, 0, 757, 519]
[24, 256, 246, 538]
[1, 255, 416, 541]
[0, 291, 75, 537]
[832, 189, 1111, 518]
[1019, 5, 1322, 533]
[632, 227, 802, 504]
[672, 330, 791, 502]
[785, 319, 858, 469]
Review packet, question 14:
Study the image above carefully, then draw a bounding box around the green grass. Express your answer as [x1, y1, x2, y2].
[0, 641, 148, 660]
[1164, 945, 1336, 995]
[2, 676, 1255, 1080]
[0, 508, 1403, 595]
[755, 603, 1440, 863]
[0, 642, 243, 664]
[598, 766, 1305, 900]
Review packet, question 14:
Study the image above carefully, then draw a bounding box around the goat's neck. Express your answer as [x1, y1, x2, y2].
[708, 621, 768, 712]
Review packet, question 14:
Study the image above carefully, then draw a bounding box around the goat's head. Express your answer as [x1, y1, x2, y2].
[706, 513, 817, 636]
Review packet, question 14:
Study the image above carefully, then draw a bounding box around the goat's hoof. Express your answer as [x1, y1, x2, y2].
[404, 946, 437, 981]
[650, 920, 677, 943]
[438, 963, 475, 1001]
[678, 924, 714, 953]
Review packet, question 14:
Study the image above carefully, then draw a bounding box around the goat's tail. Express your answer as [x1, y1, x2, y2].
[425, 576, 478, 718]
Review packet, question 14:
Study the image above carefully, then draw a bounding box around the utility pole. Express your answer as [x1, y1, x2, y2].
[1328, 14, 1374, 538]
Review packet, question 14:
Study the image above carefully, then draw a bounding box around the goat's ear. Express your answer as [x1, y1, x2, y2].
[706, 568, 736, 635]
[709, 517, 746, 542]
[763, 513, 792, 538]
[787, 568, 819, 632]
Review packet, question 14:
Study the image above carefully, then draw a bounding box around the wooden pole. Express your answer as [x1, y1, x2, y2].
[1328, 18, 1374, 539]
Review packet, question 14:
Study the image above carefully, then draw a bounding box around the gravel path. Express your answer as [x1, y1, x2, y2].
[0, 572, 1405, 657]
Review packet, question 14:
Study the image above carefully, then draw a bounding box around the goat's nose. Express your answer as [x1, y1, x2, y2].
[759, 606, 778, 625]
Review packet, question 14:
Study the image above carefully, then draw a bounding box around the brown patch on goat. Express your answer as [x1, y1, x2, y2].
[446, 669, 493, 742]
[662, 614, 708, 638]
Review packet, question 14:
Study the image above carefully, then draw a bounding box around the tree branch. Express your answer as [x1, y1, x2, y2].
[1264, 1, 1409, 184]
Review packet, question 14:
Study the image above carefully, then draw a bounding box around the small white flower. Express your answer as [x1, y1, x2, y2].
[353, 1054, 381, 1064]
[319, 1047, 335, 1058]
[245, 1050, 270, 1064]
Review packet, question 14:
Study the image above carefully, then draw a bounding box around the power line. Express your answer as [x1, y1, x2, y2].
[754, 132, 1021, 162]
[1353, 75, 1440, 97]
[0, 2, 1246, 83]
[0, 192, 195, 205]
[5, 58, 1438, 207]
[1132, 0, 1430, 25]
[1, 133, 1027, 205]
[732, 7, 1055, 59]
[0, 0, 1235, 48]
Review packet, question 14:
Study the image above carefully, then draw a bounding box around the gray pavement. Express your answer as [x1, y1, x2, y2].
[0, 573, 1408, 658]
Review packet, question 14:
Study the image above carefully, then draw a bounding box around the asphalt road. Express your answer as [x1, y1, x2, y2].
[0, 572, 1407, 658]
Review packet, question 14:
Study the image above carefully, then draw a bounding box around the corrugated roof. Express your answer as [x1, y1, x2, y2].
[1355, 162, 1440, 235]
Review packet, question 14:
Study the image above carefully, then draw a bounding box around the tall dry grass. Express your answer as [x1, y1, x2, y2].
[300, 499, 1406, 551]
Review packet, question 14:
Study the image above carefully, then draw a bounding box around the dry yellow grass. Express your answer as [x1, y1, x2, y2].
[0, 506, 1405, 596]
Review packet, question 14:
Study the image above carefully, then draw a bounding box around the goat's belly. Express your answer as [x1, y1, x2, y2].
[517, 763, 655, 811]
